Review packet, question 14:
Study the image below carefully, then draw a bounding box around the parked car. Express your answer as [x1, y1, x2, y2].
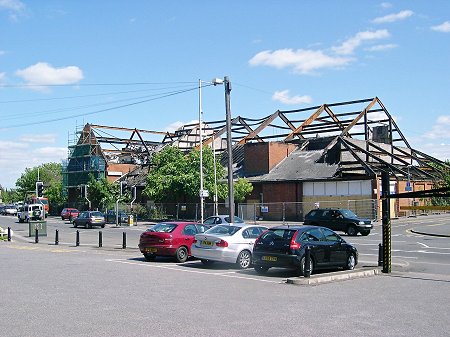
[2, 205, 18, 216]
[203, 215, 245, 226]
[191, 224, 268, 269]
[303, 208, 373, 236]
[138, 222, 210, 263]
[253, 225, 358, 276]
[72, 211, 105, 229]
[60, 208, 80, 221]
[105, 210, 129, 224]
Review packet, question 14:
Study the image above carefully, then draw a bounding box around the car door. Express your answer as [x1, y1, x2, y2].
[320, 228, 347, 266]
[181, 224, 197, 253]
[320, 210, 339, 231]
[301, 228, 327, 268]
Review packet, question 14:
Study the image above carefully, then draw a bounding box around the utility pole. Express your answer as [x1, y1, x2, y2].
[381, 170, 391, 273]
[224, 76, 234, 221]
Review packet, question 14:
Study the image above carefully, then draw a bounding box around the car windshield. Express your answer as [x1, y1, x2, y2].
[149, 223, 178, 233]
[206, 225, 241, 236]
[90, 211, 103, 217]
[224, 216, 244, 223]
[340, 209, 358, 218]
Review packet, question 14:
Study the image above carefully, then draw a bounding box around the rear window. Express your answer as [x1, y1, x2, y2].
[90, 211, 103, 217]
[259, 228, 296, 243]
[206, 225, 241, 236]
[150, 223, 178, 233]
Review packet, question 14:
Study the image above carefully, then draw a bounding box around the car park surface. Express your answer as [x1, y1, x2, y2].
[303, 208, 373, 236]
[253, 225, 358, 276]
[72, 211, 105, 228]
[138, 222, 210, 263]
[192, 224, 268, 269]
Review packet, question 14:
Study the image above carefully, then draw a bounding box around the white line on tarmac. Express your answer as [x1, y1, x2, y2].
[106, 259, 282, 283]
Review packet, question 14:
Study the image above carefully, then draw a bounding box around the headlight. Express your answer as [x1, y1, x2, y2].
[358, 221, 365, 225]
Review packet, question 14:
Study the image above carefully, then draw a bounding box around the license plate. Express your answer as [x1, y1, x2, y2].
[262, 256, 277, 262]
[95, 219, 101, 222]
[145, 248, 157, 253]
[202, 240, 213, 246]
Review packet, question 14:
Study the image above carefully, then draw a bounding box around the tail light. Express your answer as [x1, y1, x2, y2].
[215, 239, 228, 247]
[192, 239, 197, 244]
[290, 231, 301, 250]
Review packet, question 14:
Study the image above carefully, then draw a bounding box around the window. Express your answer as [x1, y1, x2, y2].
[242, 227, 263, 239]
[207, 225, 241, 236]
[321, 228, 340, 242]
[182, 224, 197, 236]
[195, 224, 209, 233]
[301, 228, 323, 242]
[151, 223, 177, 233]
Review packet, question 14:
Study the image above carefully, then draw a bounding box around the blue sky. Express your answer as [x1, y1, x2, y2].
[1, 1, 450, 189]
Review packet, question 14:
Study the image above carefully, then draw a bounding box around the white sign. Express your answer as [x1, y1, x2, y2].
[200, 190, 209, 198]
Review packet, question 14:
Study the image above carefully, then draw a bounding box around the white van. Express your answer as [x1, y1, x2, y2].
[18, 204, 44, 222]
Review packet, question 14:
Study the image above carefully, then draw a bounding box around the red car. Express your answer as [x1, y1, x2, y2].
[61, 208, 80, 221]
[139, 222, 210, 263]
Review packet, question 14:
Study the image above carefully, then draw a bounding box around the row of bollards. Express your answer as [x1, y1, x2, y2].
[29, 229, 128, 249]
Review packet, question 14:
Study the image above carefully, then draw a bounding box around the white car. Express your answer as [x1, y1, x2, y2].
[191, 224, 268, 269]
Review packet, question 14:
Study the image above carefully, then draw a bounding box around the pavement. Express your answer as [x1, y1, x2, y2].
[410, 222, 450, 237]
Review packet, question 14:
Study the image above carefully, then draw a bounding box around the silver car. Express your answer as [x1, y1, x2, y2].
[203, 215, 245, 226]
[191, 224, 268, 269]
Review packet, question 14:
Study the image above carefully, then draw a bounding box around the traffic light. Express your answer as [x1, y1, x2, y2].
[36, 181, 44, 197]
[120, 181, 128, 196]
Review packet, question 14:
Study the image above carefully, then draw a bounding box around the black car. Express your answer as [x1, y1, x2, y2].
[252, 225, 358, 276]
[303, 208, 373, 236]
[106, 210, 129, 224]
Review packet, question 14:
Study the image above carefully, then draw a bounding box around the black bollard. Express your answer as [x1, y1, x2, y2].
[122, 232, 126, 249]
[55, 229, 59, 245]
[304, 246, 311, 278]
[35, 228, 39, 244]
[7, 227, 11, 242]
[99, 231, 103, 248]
[76, 230, 80, 247]
[378, 243, 383, 267]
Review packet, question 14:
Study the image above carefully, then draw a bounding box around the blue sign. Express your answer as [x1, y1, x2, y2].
[405, 181, 412, 192]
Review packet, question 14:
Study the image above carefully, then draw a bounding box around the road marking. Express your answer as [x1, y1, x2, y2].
[417, 242, 430, 248]
[106, 259, 282, 283]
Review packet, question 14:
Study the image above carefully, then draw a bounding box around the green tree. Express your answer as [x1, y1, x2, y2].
[430, 160, 450, 206]
[86, 174, 119, 210]
[143, 145, 253, 203]
[15, 162, 65, 205]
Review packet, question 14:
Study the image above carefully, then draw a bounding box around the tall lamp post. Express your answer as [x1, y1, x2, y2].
[199, 78, 223, 223]
[224, 76, 234, 221]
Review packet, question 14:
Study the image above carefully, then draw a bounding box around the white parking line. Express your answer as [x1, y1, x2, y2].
[106, 259, 282, 283]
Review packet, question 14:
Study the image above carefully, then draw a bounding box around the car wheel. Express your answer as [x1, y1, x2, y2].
[144, 253, 156, 262]
[201, 259, 214, 266]
[175, 246, 188, 263]
[299, 256, 314, 276]
[345, 254, 356, 270]
[101, 224, 105, 228]
[360, 231, 370, 236]
[73, 222, 77, 228]
[347, 225, 357, 236]
[254, 266, 269, 275]
[236, 250, 252, 269]
[86, 223, 91, 229]
[61, 216, 64, 221]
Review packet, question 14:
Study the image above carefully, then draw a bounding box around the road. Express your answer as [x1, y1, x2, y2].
[2, 213, 450, 275]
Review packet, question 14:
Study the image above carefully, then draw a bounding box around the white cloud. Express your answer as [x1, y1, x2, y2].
[424, 115, 450, 140]
[164, 119, 199, 133]
[0, 140, 66, 188]
[332, 30, 390, 55]
[19, 134, 57, 143]
[0, 0, 24, 11]
[249, 49, 353, 74]
[372, 10, 414, 24]
[15, 62, 84, 90]
[272, 90, 312, 105]
[366, 43, 397, 52]
[381, 2, 392, 9]
[431, 21, 450, 33]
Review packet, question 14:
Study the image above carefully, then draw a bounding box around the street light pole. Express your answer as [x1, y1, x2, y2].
[224, 76, 234, 221]
[198, 79, 205, 224]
